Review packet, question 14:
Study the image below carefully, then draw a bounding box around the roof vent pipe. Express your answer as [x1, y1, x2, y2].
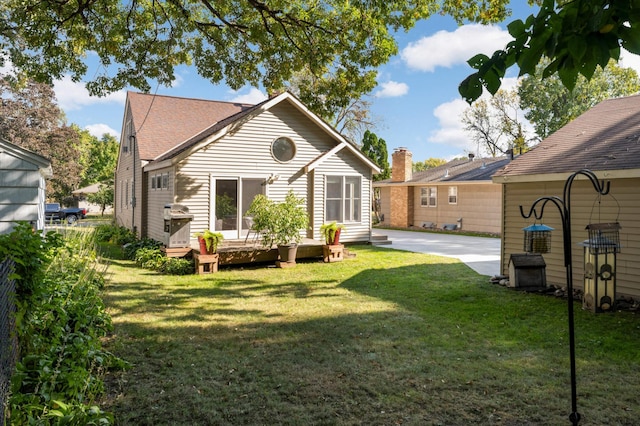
[468, 153, 475, 161]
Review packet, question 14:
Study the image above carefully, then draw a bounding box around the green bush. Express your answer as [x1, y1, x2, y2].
[159, 257, 194, 275]
[0, 222, 63, 298]
[134, 246, 194, 275]
[94, 223, 137, 246]
[134, 247, 163, 268]
[124, 238, 163, 261]
[5, 225, 127, 424]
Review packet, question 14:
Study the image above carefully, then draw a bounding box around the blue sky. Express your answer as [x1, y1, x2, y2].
[45, 3, 640, 163]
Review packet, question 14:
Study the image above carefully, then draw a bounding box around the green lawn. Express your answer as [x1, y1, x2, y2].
[100, 245, 640, 425]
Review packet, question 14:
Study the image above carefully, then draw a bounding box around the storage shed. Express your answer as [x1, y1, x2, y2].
[0, 138, 52, 234]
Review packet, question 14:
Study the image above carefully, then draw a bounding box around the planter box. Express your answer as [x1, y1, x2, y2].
[194, 253, 219, 274]
[323, 244, 344, 263]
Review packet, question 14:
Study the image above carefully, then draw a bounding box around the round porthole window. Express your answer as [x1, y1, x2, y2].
[271, 137, 296, 163]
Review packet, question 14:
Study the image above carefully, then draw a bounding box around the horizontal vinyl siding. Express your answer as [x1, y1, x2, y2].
[146, 168, 175, 243]
[0, 153, 41, 232]
[502, 178, 640, 298]
[379, 187, 391, 226]
[176, 101, 340, 240]
[412, 183, 501, 233]
[115, 115, 134, 229]
[314, 149, 372, 242]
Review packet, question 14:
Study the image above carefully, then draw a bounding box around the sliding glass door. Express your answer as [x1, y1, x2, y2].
[212, 177, 264, 239]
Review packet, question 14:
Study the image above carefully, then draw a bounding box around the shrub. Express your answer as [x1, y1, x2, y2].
[124, 238, 163, 261]
[5, 225, 127, 424]
[159, 257, 194, 275]
[134, 247, 164, 269]
[95, 223, 137, 246]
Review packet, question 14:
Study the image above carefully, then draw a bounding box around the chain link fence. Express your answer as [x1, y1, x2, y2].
[0, 258, 17, 426]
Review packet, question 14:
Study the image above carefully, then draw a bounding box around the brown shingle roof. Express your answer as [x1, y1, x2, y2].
[495, 95, 640, 177]
[375, 156, 509, 185]
[128, 92, 253, 160]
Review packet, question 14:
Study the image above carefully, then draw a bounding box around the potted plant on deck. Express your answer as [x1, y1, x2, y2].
[247, 190, 309, 267]
[320, 221, 346, 262]
[320, 221, 345, 245]
[193, 230, 224, 274]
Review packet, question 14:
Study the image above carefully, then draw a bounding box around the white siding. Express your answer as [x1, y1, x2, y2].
[0, 152, 41, 233]
[146, 167, 175, 243]
[313, 149, 373, 242]
[173, 100, 373, 242]
[114, 106, 144, 236]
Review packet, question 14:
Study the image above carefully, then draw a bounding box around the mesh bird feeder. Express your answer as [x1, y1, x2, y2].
[522, 223, 554, 254]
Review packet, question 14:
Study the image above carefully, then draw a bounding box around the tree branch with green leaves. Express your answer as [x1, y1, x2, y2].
[459, 0, 640, 104]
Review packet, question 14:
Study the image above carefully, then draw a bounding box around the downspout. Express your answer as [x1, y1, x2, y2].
[130, 134, 137, 234]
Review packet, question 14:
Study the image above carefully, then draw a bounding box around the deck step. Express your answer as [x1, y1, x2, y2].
[369, 234, 392, 246]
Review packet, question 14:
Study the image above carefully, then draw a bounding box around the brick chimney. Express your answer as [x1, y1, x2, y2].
[389, 147, 414, 228]
[392, 147, 412, 182]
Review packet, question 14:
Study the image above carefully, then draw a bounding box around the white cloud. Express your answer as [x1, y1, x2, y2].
[228, 87, 267, 104]
[53, 75, 126, 111]
[428, 98, 473, 151]
[375, 81, 409, 98]
[620, 51, 640, 75]
[401, 24, 512, 72]
[85, 123, 119, 139]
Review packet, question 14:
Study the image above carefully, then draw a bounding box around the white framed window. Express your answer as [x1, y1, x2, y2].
[421, 187, 437, 207]
[120, 181, 125, 211]
[124, 180, 129, 209]
[448, 186, 458, 204]
[325, 175, 361, 222]
[428, 187, 437, 207]
[123, 120, 132, 154]
[151, 173, 169, 190]
[271, 137, 296, 163]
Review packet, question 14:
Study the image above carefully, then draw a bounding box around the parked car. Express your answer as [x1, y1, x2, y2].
[45, 203, 87, 225]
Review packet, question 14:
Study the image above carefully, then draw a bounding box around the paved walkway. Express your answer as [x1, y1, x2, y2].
[372, 229, 501, 277]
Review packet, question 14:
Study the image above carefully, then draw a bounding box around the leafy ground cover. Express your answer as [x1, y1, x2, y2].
[100, 246, 640, 425]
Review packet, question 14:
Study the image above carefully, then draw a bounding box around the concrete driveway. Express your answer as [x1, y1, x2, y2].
[372, 229, 501, 277]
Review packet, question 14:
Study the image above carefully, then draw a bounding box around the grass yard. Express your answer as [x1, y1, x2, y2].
[100, 245, 640, 425]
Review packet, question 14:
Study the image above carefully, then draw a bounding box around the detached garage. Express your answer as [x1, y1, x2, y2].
[0, 138, 52, 234]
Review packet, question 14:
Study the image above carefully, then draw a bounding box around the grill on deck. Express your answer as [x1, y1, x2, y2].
[163, 204, 194, 248]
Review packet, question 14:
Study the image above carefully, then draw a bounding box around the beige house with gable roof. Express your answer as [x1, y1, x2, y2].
[493, 94, 640, 299]
[374, 148, 508, 234]
[114, 91, 380, 246]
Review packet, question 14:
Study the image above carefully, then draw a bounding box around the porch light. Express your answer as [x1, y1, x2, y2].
[579, 222, 621, 313]
[522, 223, 554, 253]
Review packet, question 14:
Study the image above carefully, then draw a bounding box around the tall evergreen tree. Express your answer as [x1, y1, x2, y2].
[361, 130, 390, 181]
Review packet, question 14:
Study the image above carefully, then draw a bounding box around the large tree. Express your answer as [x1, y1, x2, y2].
[78, 132, 119, 187]
[283, 68, 376, 142]
[519, 60, 640, 139]
[1, 0, 511, 114]
[413, 158, 446, 172]
[462, 88, 533, 157]
[460, 1, 640, 103]
[361, 130, 390, 181]
[0, 78, 82, 202]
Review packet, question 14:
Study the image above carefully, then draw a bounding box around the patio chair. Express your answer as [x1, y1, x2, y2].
[244, 216, 261, 243]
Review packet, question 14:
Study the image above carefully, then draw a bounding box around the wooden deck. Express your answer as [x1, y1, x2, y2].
[165, 238, 325, 266]
[163, 234, 388, 266]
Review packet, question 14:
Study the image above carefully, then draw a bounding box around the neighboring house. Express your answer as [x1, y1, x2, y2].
[374, 148, 509, 234]
[72, 182, 113, 214]
[114, 91, 380, 245]
[493, 95, 640, 299]
[0, 138, 52, 234]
